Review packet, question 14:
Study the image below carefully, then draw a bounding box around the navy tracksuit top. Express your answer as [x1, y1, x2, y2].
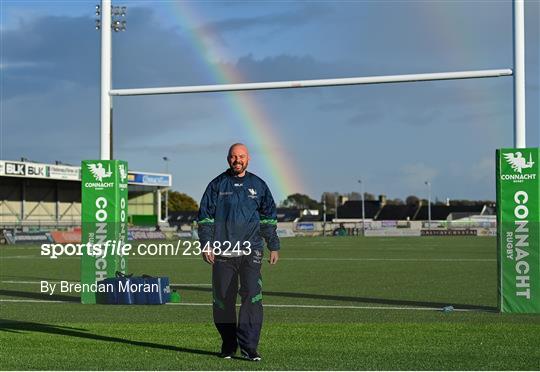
[197, 169, 280, 251]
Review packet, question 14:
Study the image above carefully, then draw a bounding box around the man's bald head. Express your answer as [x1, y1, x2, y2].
[228, 143, 249, 157]
[227, 143, 250, 177]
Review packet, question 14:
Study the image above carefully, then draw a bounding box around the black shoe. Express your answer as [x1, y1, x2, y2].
[240, 348, 262, 361]
[218, 351, 235, 359]
[218, 343, 237, 359]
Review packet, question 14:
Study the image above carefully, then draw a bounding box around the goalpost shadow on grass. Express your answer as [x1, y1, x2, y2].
[172, 285, 497, 312]
[0, 319, 218, 358]
[0, 286, 498, 311]
[0, 289, 79, 303]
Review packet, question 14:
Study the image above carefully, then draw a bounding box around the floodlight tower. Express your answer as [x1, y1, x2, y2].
[162, 157, 170, 221]
[162, 156, 170, 173]
[96, 1, 127, 160]
[358, 180, 366, 236]
[425, 181, 432, 229]
[322, 196, 327, 236]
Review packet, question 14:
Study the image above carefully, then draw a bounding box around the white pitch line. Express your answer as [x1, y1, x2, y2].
[0, 299, 65, 303]
[131, 257, 495, 262]
[0, 280, 211, 286]
[0, 299, 478, 312]
[0, 256, 495, 263]
[163, 303, 479, 312]
[1, 280, 55, 284]
[282, 258, 495, 262]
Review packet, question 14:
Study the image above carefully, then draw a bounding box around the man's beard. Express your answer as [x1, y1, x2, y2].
[230, 162, 248, 175]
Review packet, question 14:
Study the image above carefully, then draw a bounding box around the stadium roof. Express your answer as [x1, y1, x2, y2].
[338, 200, 380, 219]
[375, 205, 418, 220]
[0, 159, 171, 187]
[414, 205, 484, 221]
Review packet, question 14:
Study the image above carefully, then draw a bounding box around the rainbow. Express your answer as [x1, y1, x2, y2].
[169, 3, 305, 202]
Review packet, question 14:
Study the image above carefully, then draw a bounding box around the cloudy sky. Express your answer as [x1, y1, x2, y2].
[1, 0, 539, 204]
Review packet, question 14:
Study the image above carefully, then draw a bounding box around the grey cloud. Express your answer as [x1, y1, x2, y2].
[2, 15, 99, 98]
[1, 5, 341, 166]
[196, 5, 331, 35]
[1, 8, 210, 100]
[223, 54, 333, 83]
[0, 9, 225, 163]
[117, 140, 232, 155]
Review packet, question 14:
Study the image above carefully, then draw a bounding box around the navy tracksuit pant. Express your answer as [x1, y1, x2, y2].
[212, 249, 263, 352]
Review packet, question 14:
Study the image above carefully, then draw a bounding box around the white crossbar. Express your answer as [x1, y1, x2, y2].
[110, 69, 512, 97]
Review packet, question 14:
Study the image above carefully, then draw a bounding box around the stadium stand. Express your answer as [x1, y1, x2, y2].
[336, 198, 494, 221]
[0, 159, 171, 229]
[337, 200, 380, 219]
[414, 205, 484, 220]
[375, 204, 418, 220]
[167, 211, 198, 228]
[297, 214, 322, 222]
[277, 208, 301, 222]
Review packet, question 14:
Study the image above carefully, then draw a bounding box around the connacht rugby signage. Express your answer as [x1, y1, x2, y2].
[496, 148, 540, 313]
[81, 160, 128, 304]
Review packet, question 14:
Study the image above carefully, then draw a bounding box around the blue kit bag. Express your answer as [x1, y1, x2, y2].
[96, 271, 134, 305]
[130, 276, 147, 305]
[96, 277, 118, 304]
[97, 273, 170, 305]
[141, 274, 170, 305]
[115, 271, 134, 305]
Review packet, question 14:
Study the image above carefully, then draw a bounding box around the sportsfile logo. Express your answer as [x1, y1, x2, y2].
[501, 151, 536, 183]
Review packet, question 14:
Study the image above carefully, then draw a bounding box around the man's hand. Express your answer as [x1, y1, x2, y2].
[203, 251, 214, 265]
[268, 251, 279, 265]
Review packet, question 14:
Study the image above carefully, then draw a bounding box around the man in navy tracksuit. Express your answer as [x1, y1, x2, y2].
[198, 143, 280, 361]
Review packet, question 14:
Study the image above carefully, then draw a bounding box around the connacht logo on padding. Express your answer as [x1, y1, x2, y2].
[504, 152, 535, 173]
[87, 163, 113, 181]
[118, 164, 127, 182]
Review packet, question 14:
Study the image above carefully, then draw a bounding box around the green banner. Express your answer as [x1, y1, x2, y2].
[496, 148, 540, 313]
[81, 160, 128, 304]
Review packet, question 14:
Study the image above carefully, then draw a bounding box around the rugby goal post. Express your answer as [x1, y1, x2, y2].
[81, 0, 538, 312]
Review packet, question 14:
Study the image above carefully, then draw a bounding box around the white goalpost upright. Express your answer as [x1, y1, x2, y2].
[100, 0, 112, 161]
[513, 0, 526, 149]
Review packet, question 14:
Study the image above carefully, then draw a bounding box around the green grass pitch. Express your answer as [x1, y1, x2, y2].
[1, 236, 539, 370]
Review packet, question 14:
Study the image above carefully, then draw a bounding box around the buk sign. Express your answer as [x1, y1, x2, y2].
[81, 160, 128, 304]
[496, 148, 540, 313]
[5, 162, 25, 176]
